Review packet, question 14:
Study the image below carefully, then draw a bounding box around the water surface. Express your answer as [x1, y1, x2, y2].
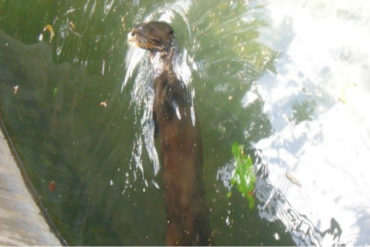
[0, 0, 369, 245]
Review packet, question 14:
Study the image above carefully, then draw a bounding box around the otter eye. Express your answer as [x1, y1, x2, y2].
[131, 31, 136, 36]
[169, 30, 174, 35]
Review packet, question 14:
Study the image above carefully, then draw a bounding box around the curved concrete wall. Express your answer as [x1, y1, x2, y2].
[0, 127, 61, 245]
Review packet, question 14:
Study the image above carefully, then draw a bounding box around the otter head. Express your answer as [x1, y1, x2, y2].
[128, 21, 174, 52]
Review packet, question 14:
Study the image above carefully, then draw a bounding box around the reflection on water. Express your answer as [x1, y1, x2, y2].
[0, 0, 369, 245]
[249, 0, 370, 245]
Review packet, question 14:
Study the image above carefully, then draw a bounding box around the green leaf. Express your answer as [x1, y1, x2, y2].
[232, 142, 240, 159]
[229, 142, 256, 210]
[247, 193, 255, 209]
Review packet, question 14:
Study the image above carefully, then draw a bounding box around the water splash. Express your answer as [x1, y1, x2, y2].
[83, 0, 97, 19]
[173, 48, 193, 86]
[103, 0, 115, 18]
[128, 56, 160, 177]
[121, 44, 146, 92]
[144, 0, 193, 36]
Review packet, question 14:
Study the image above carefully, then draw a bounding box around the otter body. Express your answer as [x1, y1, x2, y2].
[154, 69, 210, 245]
[129, 22, 211, 245]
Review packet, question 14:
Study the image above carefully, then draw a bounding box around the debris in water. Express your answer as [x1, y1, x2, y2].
[100, 100, 108, 108]
[286, 172, 302, 187]
[121, 14, 128, 29]
[69, 21, 76, 30]
[43, 24, 55, 43]
[101, 59, 106, 76]
[68, 22, 82, 38]
[48, 180, 56, 192]
[13, 85, 19, 94]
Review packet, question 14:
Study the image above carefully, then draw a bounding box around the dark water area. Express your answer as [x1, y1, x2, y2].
[2, 0, 369, 246]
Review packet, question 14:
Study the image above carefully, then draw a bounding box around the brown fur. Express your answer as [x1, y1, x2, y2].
[129, 22, 212, 245]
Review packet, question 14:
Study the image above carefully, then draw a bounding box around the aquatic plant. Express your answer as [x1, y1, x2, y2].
[229, 142, 256, 209]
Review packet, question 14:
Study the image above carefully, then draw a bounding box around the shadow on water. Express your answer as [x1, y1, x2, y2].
[4, 0, 366, 245]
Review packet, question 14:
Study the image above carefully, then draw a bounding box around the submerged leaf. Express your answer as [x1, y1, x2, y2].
[230, 142, 256, 209]
[232, 142, 240, 158]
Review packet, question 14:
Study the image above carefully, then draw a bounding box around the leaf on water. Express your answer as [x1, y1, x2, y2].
[43, 24, 55, 43]
[230, 142, 256, 209]
[231, 142, 240, 158]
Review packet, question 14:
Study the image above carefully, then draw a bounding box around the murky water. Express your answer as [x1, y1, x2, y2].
[1, 0, 369, 245]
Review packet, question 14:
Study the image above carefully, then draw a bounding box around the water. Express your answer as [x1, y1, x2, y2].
[0, 0, 369, 245]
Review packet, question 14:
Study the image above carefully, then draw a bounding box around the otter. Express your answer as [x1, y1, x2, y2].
[128, 21, 211, 245]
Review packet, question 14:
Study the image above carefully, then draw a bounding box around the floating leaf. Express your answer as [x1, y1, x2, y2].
[43, 24, 55, 43]
[230, 142, 256, 209]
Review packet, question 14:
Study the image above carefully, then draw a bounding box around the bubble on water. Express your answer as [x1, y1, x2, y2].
[151, 180, 160, 189]
[216, 161, 234, 191]
[225, 216, 230, 226]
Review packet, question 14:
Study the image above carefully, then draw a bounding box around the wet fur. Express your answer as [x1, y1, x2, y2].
[129, 21, 174, 52]
[129, 22, 211, 245]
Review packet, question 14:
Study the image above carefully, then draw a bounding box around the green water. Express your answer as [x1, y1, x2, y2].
[0, 0, 294, 245]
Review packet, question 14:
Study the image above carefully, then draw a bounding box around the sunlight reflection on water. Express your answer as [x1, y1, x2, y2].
[249, 0, 370, 245]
